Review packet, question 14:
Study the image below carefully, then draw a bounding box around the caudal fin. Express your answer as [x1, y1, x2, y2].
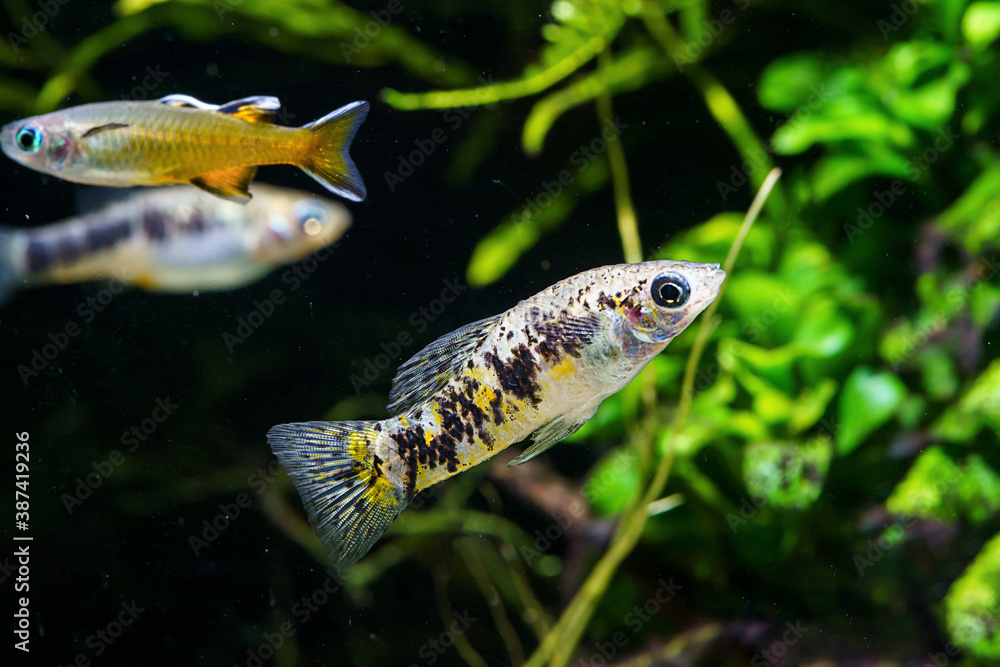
[301, 101, 369, 202]
[267, 419, 409, 568]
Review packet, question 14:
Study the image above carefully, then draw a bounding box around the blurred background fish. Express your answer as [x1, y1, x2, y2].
[0, 95, 369, 202]
[0, 184, 350, 303]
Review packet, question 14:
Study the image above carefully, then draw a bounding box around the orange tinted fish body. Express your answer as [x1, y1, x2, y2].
[0, 95, 368, 203]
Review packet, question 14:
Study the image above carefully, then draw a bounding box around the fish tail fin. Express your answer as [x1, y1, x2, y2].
[0, 227, 21, 307]
[267, 419, 409, 568]
[300, 101, 369, 202]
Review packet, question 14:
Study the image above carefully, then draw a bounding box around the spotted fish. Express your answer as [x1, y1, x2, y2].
[0, 95, 368, 203]
[0, 184, 350, 301]
[268, 260, 725, 568]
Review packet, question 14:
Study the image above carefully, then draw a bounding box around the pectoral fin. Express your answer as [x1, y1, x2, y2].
[190, 166, 257, 203]
[507, 411, 595, 466]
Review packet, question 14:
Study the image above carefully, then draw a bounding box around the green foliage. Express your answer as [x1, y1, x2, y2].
[946, 532, 1000, 657]
[836, 367, 907, 456]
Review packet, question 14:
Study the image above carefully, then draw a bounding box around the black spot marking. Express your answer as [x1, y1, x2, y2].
[484, 345, 542, 406]
[25, 238, 51, 272]
[142, 209, 167, 242]
[52, 236, 83, 264]
[85, 219, 132, 253]
[389, 427, 424, 496]
[597, 293, 617, 309]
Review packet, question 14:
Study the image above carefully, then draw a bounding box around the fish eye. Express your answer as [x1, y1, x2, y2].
[651, 273, 690, 309]
[15, 126, 42, 153]
[292, 200, 328, 236]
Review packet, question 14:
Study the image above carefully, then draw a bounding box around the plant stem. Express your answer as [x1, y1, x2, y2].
[596, 49, 642, 265]
[523, 168, 781, 667]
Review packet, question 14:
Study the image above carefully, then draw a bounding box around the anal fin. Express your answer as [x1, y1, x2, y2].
[190, 165, 257, 203]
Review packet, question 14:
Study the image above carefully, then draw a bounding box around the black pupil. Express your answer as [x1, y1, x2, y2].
[660, 282, 683, 304]
[17, 129, 36, 150]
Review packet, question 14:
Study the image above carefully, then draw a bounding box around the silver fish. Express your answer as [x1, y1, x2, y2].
[268, 260, 725, 568]
[0, 184, 350, 301]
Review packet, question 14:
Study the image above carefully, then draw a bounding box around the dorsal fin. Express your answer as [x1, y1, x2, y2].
[157, 94, 281, 123]
[386, 313, 502, 416]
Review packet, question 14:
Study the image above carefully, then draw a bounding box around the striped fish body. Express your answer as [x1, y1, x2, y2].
[1, 95, 369, 202]
[269, 260, 725, 568]
[0, 184, 350, 298]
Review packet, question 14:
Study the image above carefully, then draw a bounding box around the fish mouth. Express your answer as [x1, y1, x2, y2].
[709, 263, 726, 291]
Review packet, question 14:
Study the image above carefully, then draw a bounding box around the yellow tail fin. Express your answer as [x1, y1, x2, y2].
[267, 419, 409, 568]
[300, 101, 369, 202]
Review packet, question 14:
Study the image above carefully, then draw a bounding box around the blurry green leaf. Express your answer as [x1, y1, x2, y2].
[771, 109, 914, 155]
[934, 359, 1000, 442]
[809, 151, 914, 201]
[584, 448, 641, 516]
[723, 273, 800, 347]
[789, 378, 838, 433]
[963, 2, 1000, 49]
[946, 531, 1000, 658]
[919, 346, 959, 400]
[733, 365, 793, 425]
[793, 299, 854, 358]
[758, 53, 832, 112]
[743, 438, 832, 510]
[836, 367, 906, 455]
[886, 447, 960, 519]
[936, 165, 1000, 253]
[887, 448, 1000, 523]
